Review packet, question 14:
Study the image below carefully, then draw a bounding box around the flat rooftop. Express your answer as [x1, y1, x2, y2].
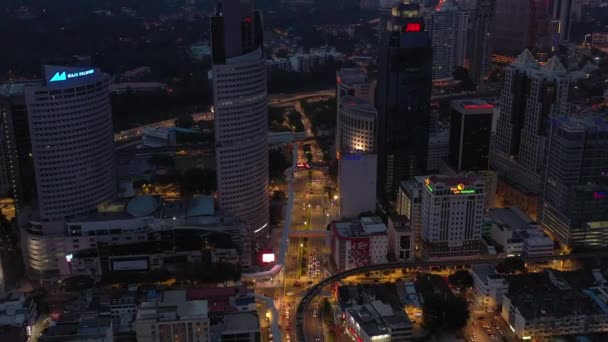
[334, 217, 386, 238]
[221, 311, 260, 333]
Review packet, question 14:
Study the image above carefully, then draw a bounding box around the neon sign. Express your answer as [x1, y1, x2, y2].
[343, 155, 361, 161]
[49, 68, 95, 83]
[425, 178, 433, 192]
[594, 192, 608, 200]
[451, 183, 475, 194]
[404, 23, 421, 32]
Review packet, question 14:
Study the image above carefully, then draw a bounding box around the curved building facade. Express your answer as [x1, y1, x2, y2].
[211, 0, 269, 246]
[339, 96, 376, 154]
[22, 65, 116, 279]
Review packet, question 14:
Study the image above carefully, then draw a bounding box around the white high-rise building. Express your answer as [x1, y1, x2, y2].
[420, 175, 485, 259]
[22, 65, 116, 280]
[211, 0, 269, 247]
[336, 69, 377, 218]
[490, 50, 571, 195]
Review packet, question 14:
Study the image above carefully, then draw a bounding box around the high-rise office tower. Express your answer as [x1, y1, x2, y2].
[337, 69, 378, 218]
[490, 51, 571, 195]
[551, 0, 574, 43]
[466, 0, 495, 87]
[540, 116, 608, 249]
[210, 0, 269, 247]
[336, 68, 375, 157]
[428, 0, 471, 81]
[0, 82, 38, 208]
[421, 175, 486, 259]
[448, 99, 494, 172]
[494, 0, 553, 55]
[22, 65, 116, 279]
[376, 2, 432, 202]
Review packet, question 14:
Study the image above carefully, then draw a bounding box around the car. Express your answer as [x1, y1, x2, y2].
[315, 338, 320, 341]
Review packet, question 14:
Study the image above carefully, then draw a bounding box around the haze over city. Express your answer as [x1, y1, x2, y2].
[0, 1, 607, 342]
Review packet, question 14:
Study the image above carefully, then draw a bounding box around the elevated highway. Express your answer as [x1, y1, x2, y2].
[295, 251, 608, 342]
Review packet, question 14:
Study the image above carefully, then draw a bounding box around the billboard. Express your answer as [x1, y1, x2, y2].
[262, 253, 275, 263]
[43, 65, 100, 88]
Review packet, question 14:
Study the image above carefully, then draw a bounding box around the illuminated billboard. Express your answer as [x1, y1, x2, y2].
[43, 65, 99, 88]
[262, 253, 275, 263]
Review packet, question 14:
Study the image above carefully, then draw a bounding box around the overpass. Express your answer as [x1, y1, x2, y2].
[294, 251, 608, 342]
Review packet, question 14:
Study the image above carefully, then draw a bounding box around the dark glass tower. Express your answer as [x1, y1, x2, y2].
[376, 2, 432, 202]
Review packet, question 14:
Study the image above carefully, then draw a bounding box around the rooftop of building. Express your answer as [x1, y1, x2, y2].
[337, 68, 367, 82]
[340, 95, 377, 115]
[220, 311, 260, 334]
[333, 217, 387, 238]
[0, 81, 40, 96]
[187, 196, 215, 217]
[339, 283, 412, 337]
[388, 215, 412, 232]
[549, 113, 608, 133]
[426, 175, 481, 187]
[505, 269, 606, 321]
[450, 99, 495, 114]
[510, 49, 568, 77]
[39, 316, 112, 342]
[136, 290, 208, 321]
[488, 207, 537, 231]
[470, 265, 503, 281]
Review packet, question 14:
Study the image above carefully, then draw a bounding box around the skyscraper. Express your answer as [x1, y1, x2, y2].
[210, 0, 269, 248]
[466, 0, 495, 87]
[551, 0, 574, 43]
[336, 69, 378, 218]
[336, 68, 375, 157]
[376, 2, 432, 202]
[490, 51, 571, 195]
[448, 99, 494, 172]
[493, 0, 553, 55]
[22, 64, 116, 279]
[540, 115, 608, 249]
[428, 0, 471, 82]
[0, 82, 38, 208]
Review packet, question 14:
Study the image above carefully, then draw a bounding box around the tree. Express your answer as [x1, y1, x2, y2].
[269, 149, 292, 178]
[175, 114, 195, 129]
[321, 298, 333, 325]
[495, 257, 526, 274]
[422, 294, 470, 332]
[444, 296, 470, 330]
[448, 270, 473, 289]
[271, 190, 286, 202]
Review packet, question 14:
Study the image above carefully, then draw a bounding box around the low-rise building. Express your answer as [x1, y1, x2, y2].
[397, 177, 425, 254]
[488, 207, 553, 257]
[0, 292, 37, 339]
[501, 271, 608, 340]
[387, 216, 415, 261]
[217, 311, 261, 342]
[101, 291, 137, 333]
[330, 217, 388, 271]
[134, 290, 210, 342]
[338, 284, 413, 342]
[470, 265, 508, 312]
[39, 314, 113, 342]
